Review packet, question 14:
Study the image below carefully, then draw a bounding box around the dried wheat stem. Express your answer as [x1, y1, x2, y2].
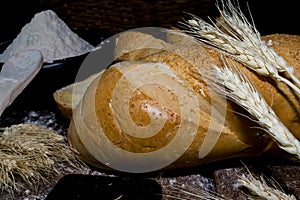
[179, 0, 300, 95]
[166, 184, 223, 200]
[208, 57, 300, 160]
[0, 124, 88, 194]
[238, 172, 297, 200]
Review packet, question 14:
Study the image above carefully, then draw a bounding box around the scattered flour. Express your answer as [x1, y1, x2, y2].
[0, 10, 95, 63]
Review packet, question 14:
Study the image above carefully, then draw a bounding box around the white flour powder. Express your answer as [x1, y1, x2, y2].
[0, 10, 95, 63]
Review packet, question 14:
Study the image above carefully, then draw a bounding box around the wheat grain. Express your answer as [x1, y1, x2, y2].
[206, 56, 300, 160]
[179, 0, 300, 96]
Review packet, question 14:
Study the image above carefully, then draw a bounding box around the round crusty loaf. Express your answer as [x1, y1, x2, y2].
[66, 32, 299, 172]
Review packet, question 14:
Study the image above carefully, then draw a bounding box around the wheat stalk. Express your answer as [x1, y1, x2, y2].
[165, 183, 223, 200]
[179, 0, 300, 96]
[0, 124, 88, 195]
[206, 56, 300, 160]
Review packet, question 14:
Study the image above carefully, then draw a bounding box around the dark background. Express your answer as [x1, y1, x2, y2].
[0, 0, 299, 43]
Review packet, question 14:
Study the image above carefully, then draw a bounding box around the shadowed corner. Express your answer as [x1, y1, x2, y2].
[45, 174, 163, 200]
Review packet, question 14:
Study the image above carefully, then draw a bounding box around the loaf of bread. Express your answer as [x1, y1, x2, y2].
[55, 31, 300, 172]
[53, 71, 104, 119]
[114, 31, 300, 140]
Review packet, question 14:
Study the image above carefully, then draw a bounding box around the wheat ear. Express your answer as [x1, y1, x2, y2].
[0, 124, 88, 195]
[179, 0, 300, 96]
[238, 174, 297, 200]
[206, 56, 300, 160]
[238, 165, 297, 200]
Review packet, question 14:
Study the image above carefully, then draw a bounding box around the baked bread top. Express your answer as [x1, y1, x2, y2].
[54, 32, 300, 171]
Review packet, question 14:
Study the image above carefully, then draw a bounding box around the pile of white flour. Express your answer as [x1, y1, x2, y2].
[0, 10, 95, 63]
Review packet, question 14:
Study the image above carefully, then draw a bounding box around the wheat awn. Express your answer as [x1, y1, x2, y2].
[179, 0, 300, 96]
